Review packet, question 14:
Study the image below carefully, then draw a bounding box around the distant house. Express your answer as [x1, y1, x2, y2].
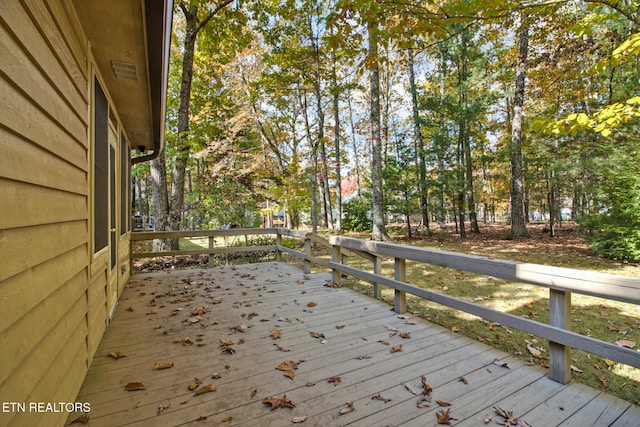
[0, 1, 172, 425]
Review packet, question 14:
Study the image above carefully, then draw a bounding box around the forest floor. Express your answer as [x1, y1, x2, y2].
[341, 221, 640, 405]
[132, 221, 640, 404]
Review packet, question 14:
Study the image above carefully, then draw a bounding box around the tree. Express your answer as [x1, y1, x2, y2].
[509, 13, 530, 238]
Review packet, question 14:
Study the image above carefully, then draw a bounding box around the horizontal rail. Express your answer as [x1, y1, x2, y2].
[132, 245, 277, 259]
[328, 261, 640, 369]
[131, 228, 278, 240]
[329, 236, 640, 306]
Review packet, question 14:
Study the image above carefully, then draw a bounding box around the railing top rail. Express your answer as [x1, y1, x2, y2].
[329, 235, 640, 305]
[131, 228, 278, 240]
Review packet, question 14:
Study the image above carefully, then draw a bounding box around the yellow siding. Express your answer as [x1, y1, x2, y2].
[0, 0, 131, 426]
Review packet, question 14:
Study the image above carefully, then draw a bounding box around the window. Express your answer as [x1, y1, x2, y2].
[94, 77, 108, 253]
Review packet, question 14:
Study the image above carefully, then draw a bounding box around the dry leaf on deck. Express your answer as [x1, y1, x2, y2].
[436, 408, 456, 425]
[527, 344, 544, 358]
[307, 301, 317, 307]
[194, 383, 217, 396]
[124, 382, 145, 391]
[152, 362, 174, 370]
[231, 324, 248, 333]
[211, 372, 222, 379]
[188, 316, 202, 323]
[400, 332, 411, 339]
[250, 389, 257, 398]
[336, 325, 345, 329]
[276, 360, 299, 371]
[492, 359, 510, 369]
[391, 344, 403, 353]
[221, 416, 233, 422]
[283, 371, 295, 380]
[378, 340, 389, 345]
[458, 376, 468, 384]
[310, 331, 325, 339]
[188, 378, 202, 391]
[272, 329, 281, 339]
[108, 352, 126, 359]
[436, 400, 451, 407]
[291, 415, 307, 423]
[327, 376, 341, 385]
[339, 401, 354, 415]
[371, 394, 392, 403]
[191, 307, 207, 315]
[421, 375, 433, 395]
[219, 339, 234, 347]
[157, 403, 170, 415]
[247, 312, 259, 320]
[451, 326, 460, 332]
[274, 343, 291, 352]
[417, 394, 432, 408]
[263, 394, 295, 410]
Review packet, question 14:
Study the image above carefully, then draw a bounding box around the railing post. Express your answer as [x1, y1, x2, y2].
[373, 255, 381, 300]
[549, 289, 571, 384]
[332, 244, 342, 286]
[275, 231, 282, 262]
[208, 236, 215, 268]
[394, 257, 407, 313]
[303, 235, 311, 274]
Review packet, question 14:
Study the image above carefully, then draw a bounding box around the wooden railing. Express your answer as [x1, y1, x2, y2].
[130, 228, 640, 384]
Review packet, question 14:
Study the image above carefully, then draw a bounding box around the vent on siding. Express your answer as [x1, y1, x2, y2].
[111, 60, 139, 81]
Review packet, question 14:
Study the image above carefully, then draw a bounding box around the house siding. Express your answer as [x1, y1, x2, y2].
[0, 1, 130, 425]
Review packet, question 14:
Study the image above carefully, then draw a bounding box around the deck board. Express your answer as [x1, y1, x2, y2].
[68, 262, 639, 426]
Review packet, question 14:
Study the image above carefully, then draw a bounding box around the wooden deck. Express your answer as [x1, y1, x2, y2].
[68, 263, 639, 426]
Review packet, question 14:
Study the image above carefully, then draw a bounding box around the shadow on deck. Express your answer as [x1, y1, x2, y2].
[68, 263, 639, 426]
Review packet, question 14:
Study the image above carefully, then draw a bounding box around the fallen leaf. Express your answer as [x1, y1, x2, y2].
[310, 331, 325, 339]
[616, 339, 636, 349]
[194, 383, 217, 396]
[157, 403, 170, 415]
[211, 372, 222, 379]
[492, 359, 510, 369]
[493, 406, 530, 427]
[327, 376, 341, 385]
[436, 400, 451, 407]
[219, 339, 234, 347]
[283, 371, 295, 380]
[339, 401, 354, 415]
[451, 326, 460, 333]
[191, 307, 207, 315]
[400, 332, 411, 339]
[220, 346, 236, 355]
[183, 338, 194, 346]
[124, 382, 145, 391]
[527, 344, 544, 358]
[307, 301, 317, 307]
[378, 340, 390, 345]
[108, 352, 126, 359]
[571, 365, 584, 374]
[250, 389, 257, 397]
[458, 376, 468, 384]
[272, 329, 281, 339]
[595, 371, 609, 387]
[391, 344, 403, 353]
[188, 378, 202, 390]
[421, 375, 433, 395]
[276, 360, 299, 371]
[355, 355, 371, 360]
[292, 415, 307, 423]
[404, 382, 419, 395]
[604, 359, 615, 367]
[274, 343, 291, 352]
[231, 324, 248, 333]
[151, 362, 173, 371]
[188, 316, 202, 323]
[263, 394, 295, 410]
[484, 415, 492, 423]
[436, 408, 455, 425]
[417, 394, 432, 408]
[221, 416, 233, 422]
[372, 393, 392, 403]
[336, 325, 345, 329]
[247, 312, 259, 320]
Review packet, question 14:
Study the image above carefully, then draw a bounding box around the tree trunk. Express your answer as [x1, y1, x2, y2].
[331, 41, 342, 232]
[299, 87, 319, 233]
[150, 150, 171, 251]
[368, 21, 389, 241]
[407, 48, 429, 233]
[510, 15, 530, 238]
